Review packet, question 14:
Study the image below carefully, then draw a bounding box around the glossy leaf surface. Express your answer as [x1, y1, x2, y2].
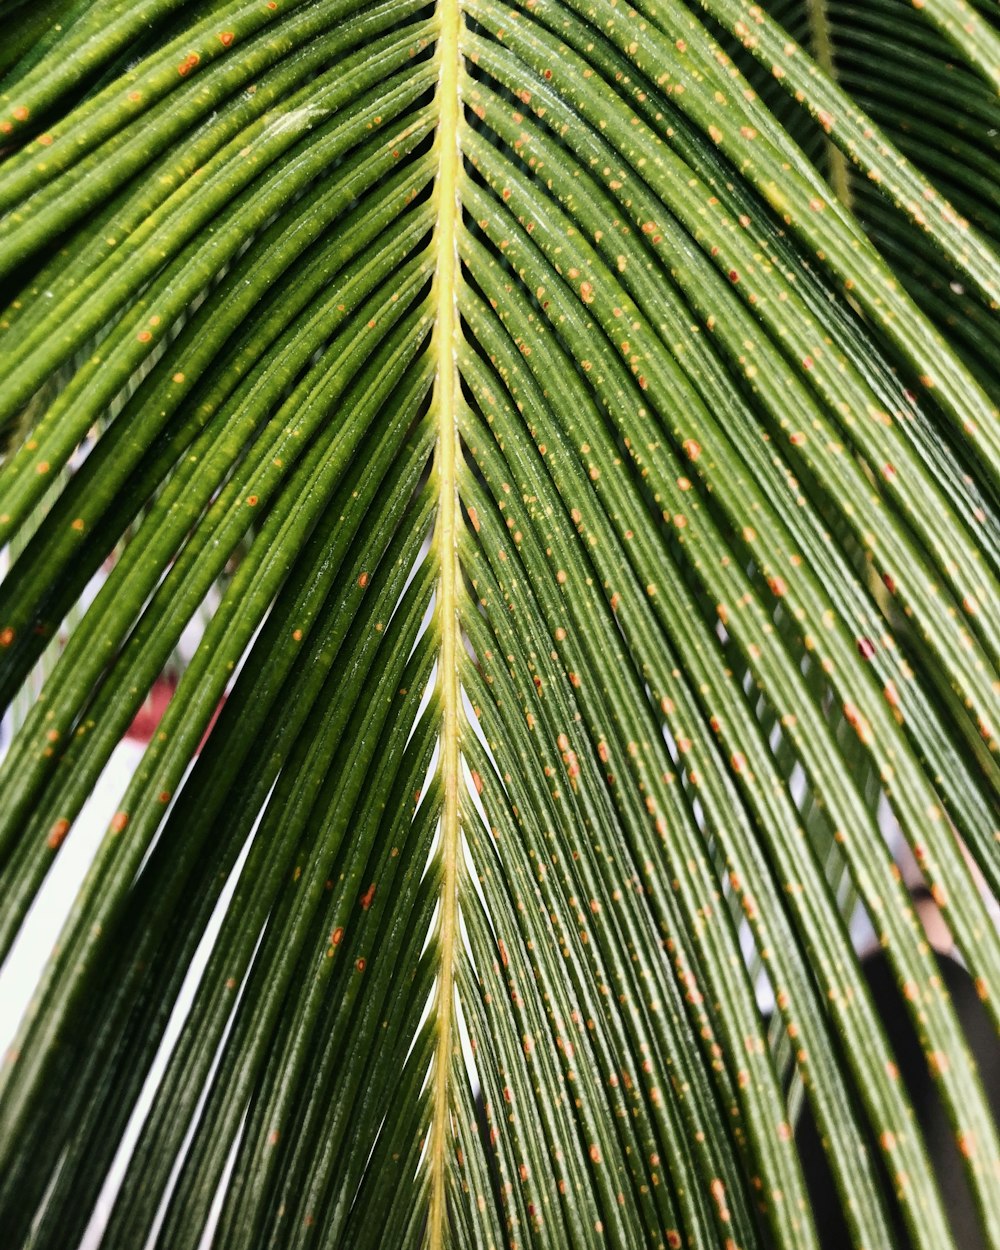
[0, 1, 997, 1247]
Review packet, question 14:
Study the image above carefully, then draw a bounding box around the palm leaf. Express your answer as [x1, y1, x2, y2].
[0, 1, 997, 1247]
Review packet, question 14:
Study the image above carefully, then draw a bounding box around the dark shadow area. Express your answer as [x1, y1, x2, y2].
[795, 944, 999, 1249]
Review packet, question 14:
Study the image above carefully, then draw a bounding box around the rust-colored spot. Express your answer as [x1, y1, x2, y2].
[37, 133, 53, 146]
[47, 819, 70, 850]
[471, 770, 483, 795]
[137, 329, 152, 342]
[219, 30, 235, 46]
[843, 702, 872, 743]
[71, 518, 85, 532]
[360, 883, 376, 911]
[358, 571, 369, 588]
[12, 105, 29, 122]
[928, 1051, 949, 1077]
[246, 494, 258, 506]
[111, 811, 128, 833]
[589, 1144, 601, 1163]
[292, 628, 303, 641]
[0, 627, 14, 647]
[159, 790, 171, 803]
[331, 927, 344, 945]
[710, 1178, 730, 1221]
[355, 957, 366, 972]
[857, 637, 875, 659]
[467, 505, 480, 532]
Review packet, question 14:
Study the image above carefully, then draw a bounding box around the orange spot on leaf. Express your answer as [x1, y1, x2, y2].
[47, 819, 70, 850]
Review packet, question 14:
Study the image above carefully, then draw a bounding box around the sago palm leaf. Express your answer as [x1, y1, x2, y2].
[0, 1, 997, 1247]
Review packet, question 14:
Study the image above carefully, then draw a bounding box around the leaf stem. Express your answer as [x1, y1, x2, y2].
[427, 0, 464, 1242]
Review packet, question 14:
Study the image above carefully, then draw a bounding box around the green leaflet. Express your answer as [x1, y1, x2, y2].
[0, 2, 997, 1248]
[714, 0, 1000, 399]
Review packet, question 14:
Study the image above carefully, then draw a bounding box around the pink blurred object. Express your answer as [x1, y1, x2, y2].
[126, 675, 225, 752]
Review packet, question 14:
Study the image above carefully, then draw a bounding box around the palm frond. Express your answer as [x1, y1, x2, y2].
[0, 2, 997, 1248]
